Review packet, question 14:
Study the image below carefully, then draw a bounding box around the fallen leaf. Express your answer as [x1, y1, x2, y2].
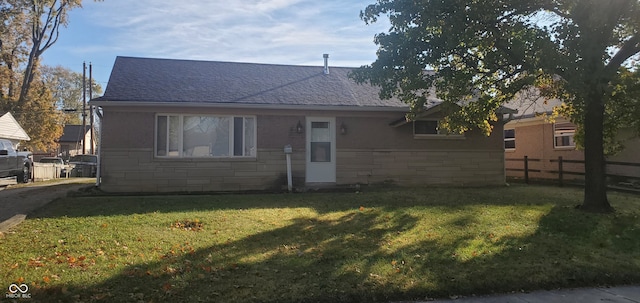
[162, 283, 172, 292]
[43, 276, 51, 283]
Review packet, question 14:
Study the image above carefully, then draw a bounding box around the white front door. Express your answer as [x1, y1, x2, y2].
[305, 117, 336, 183]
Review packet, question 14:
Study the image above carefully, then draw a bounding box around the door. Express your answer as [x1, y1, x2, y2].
[306, 117, 336, 183]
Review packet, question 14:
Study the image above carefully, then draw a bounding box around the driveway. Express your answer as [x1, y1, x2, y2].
[0, 178, 95, 234]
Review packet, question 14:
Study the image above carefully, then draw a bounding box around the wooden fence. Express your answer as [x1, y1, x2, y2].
[506, 156, 640, 188]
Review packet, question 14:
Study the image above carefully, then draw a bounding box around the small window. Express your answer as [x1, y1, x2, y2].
[504, 129, 516, 150]
[554, 122, 576, 149]
[413, 120, 462, 138]
[414, 120, 439, 135]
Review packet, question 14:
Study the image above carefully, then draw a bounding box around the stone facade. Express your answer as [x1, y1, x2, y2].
[97, 107, 506, 193]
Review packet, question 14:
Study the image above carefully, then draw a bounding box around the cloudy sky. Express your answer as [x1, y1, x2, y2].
[41, 0, 389, 89]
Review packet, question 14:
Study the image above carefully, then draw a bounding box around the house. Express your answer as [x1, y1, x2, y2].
[57, 124, 94, 160]
[504, 91, 640, 181]
[90, 56, 508, 193]
[0, 111, 30, 148]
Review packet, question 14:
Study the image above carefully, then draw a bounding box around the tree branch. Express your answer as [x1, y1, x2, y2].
[605, 34, 640, 74]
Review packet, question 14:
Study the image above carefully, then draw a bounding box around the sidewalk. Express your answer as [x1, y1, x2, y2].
[414, 285, 640, 303]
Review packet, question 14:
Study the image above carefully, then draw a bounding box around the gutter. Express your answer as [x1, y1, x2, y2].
[89, 100, 410, 113]
[95, 107, 103, 187]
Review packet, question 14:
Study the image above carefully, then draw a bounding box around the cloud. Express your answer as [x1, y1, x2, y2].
[83, 0, 387, 66]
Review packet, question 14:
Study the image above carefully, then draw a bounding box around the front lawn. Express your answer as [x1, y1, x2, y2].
[1, 185, 639, 302]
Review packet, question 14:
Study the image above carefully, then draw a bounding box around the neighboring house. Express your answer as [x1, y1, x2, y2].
[58, 124, 94, 160]
[504, 91, 640, 181]
[91, 56, 509, 193]
[0, 111, 30, 148]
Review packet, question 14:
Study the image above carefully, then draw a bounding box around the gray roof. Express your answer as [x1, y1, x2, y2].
[59, 125, 90, 143]
[503, 88, 564, 119]
[94, 56, 407, 109]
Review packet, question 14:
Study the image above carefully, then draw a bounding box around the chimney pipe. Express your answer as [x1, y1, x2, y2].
[323, 54, 329, 75]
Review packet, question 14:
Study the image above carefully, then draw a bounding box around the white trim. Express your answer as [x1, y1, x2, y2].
[306, 117, 336, 183]
[91, 100, 409, 112]
[504, 128, 516, 151]
[553, 122, 576, 149]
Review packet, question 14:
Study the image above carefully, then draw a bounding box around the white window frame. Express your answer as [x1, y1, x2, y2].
[504, 128, 516, 150]
[155, 114, 257, 158]
[413, 120, 464, 139]
[553, 122, 576, 149]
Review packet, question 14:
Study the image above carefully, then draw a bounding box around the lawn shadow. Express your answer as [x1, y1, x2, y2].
[28, 200, 640, 303]
[29, 184, 572, 219]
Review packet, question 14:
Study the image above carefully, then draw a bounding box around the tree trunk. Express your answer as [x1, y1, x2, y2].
[18, 45, 39, 104]
[580, 93, 613, 213]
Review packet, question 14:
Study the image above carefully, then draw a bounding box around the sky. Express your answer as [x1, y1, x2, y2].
[40, 0, 390, 91]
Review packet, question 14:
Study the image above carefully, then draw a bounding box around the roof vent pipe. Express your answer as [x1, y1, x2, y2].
[323, 54, 329, 75]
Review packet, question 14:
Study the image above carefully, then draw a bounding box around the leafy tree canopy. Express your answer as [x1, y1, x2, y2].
[352, 0, 640, 212]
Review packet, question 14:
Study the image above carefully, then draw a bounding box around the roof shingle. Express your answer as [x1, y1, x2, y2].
[95, 56, 407, 109]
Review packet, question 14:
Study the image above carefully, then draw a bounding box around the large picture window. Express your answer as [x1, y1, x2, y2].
[156, 115, 256, 158]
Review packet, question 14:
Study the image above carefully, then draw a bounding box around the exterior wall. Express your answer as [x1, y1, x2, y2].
[336, 149, 505, 186]
[98, 106, 505, 192]
[505, 121, 584, 180]
[505, 119, 640, 180]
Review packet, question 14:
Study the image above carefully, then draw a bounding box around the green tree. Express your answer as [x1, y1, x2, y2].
[352, 0, 640, 213]
[1, 0, 99, 149]
[17, 72, 64, 151]
[41, 65, 103, 125]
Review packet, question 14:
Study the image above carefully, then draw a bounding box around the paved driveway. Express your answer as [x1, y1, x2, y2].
[0, 179, 94, 233]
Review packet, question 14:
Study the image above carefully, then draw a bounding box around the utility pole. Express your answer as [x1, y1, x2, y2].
[89, 63, 94, 154]
[82, 62, 87, 154]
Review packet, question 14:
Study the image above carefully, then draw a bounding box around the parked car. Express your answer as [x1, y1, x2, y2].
[0, 138, 32, 183]
[69, 154, 98, 177]
[39, 157, 69, 177]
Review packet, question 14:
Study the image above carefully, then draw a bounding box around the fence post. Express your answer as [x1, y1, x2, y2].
[558, 156, 563, 187]
[524, 156, 529, 184]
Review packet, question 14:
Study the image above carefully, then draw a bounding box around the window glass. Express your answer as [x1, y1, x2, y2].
[244, 117, 256, 157]
[504, 129, 516, 149]
[311, 142, 331, 162]
[554, 122, 576, 148]
[414, 120, 439, 135]
[168, 116, 180, 156]
[311, 122, 330, 141]
[233, 117, 244, 156]
[157, 116, 167, 156]
[157, 115, 255, 158]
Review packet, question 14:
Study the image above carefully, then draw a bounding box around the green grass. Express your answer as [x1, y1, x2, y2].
[1, 185, 639, 302]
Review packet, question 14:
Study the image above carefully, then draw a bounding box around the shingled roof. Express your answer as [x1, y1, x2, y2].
[59, 125, 91, 143]
[93, 56, 408, 110]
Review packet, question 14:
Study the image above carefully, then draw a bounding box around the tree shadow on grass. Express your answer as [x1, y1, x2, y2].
[31, 185, 572, 219]
[27, 200, 640, 303]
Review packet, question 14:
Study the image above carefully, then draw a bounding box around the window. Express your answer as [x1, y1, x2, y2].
[554, 122, 576, 148]
[413, 120, 462, 137]
[414, 120, 439, 135]
[310, 122, 331, 162]
[504, 129, 516, 150]
[156, 115, 256, 158]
